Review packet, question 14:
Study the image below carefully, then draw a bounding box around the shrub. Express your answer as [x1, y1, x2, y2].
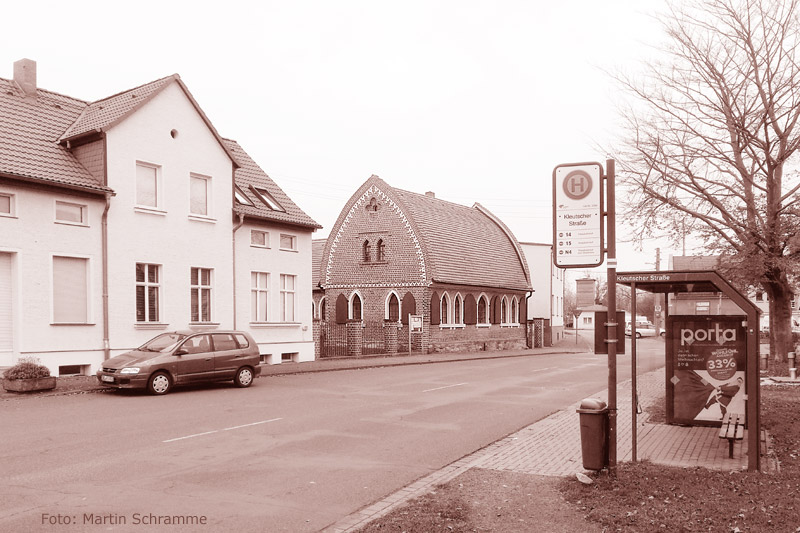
[3, 357, 51, 380]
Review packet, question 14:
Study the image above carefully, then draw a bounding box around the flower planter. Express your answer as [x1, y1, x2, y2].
[3, 376, 57, 393]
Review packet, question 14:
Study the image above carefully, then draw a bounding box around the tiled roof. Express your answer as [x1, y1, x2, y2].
[312, 239, 327, 286]
[0, 78, 109, 193]
[327, 175, 530, 290]
[392, 185, 530, 290]
[226, 139, 321, 230]
[60, 75, 176, 142]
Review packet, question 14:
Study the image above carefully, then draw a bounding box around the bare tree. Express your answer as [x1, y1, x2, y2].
[614, 0, 800, 362]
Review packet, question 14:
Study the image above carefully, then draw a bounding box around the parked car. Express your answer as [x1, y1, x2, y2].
[625, 321, 662, 338]
[96, 331, 262, 395]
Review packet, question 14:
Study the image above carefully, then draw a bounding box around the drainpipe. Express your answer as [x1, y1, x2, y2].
[525, 290, 534, 347]
[102, 193, 112, 361]
[232, 213, 245, 330]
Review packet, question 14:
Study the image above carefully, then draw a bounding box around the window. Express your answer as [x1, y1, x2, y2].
[454, 294, 463, 324]
[190, 267, 212, 322]
[136, 163, 160, 208]
[387, 293, 399, 321]
[234, 185, 254, 206]
[363, 240, 371, 262]
[511, 298, 519, 324]
[136, 263, 160, 322]
[350, 292, 362, 321]
[0, 193, 13, 216]
[320, 297, 327, 321]
[280, 234, 297, 251]
[55, 201, 87, 225]
[280, 274, 296, 322]
[211, 333, 238, 351]
[376, 239, 385, 261]
[53, 256, 89, 323]
[583, 316, 592, 325]
[251, 272, 269, 322]
[251, 230, 270, 248]
[696, 301, 710, 315]
[252, 186, 284, 211]
[181, 334, 212, 354]
[477, 295, 489, 324]
[441, 293, 450, 324]
[190, 174, 210, 216]
[501, 297, 508, 324]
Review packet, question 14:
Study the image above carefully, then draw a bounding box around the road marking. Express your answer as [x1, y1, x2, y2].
[163, 430, 219, 443]
[423, 382, 468, 393]
[223, 418, 283, 431]
[163, 418, 283, 443]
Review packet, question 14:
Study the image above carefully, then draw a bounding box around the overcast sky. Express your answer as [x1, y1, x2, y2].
[1, 0, 685, 275]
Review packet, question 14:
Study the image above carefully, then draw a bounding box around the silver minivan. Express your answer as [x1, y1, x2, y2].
[96, 331, 262, 395]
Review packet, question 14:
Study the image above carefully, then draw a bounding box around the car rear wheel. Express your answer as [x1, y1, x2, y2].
[148, 372, 172, 395]
[234, 366, 254, 388]
[635, 332, 642, 339]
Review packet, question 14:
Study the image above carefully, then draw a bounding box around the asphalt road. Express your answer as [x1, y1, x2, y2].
[1, 339, 664, 532]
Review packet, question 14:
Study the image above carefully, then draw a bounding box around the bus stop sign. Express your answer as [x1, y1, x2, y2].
[553, 162, 604, 268]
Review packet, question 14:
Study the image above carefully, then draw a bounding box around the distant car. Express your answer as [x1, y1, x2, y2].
[625, 322, 662, 338]
[96, 330, 262, 395]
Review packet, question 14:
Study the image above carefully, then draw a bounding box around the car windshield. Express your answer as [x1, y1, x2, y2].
[139, 333, 188, 352]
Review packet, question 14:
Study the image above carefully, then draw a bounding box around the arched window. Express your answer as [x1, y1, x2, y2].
[511, 297, 519, 324]
[441, 293, 450, 324]
[386, 292, 400, 321]
[363, 240, 371, 262]
[312, 300, 316, 320]
[350, 292, 362, 321]
[454, 294, 463, 324]
[478, 295, 489, 324]
[320, 297, 327, 321]
[377, 239, 385, 261]
[501, 297, 508, 324]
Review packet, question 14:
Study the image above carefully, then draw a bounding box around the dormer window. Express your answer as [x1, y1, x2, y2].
[234, 186, 254, 206]
[251, 186, 284, 211]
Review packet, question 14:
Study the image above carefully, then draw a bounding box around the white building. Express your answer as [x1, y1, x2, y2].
[0, 59, 320, 376]
[520, 242, 565, 343]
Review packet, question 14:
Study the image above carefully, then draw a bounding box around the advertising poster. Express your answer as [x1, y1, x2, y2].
[666, 316, 747, 426]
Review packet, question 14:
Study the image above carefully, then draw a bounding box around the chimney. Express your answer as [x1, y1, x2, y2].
[13, 58, 37, 98]
[425, 191, 435, 198]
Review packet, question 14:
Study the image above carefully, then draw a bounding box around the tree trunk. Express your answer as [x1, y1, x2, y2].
[767, 281, 793, 364]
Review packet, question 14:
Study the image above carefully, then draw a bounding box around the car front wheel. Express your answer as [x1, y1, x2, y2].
[234, 367, 254, 388]
[148, 372, 172, 395]
[635, 332, 642, 339]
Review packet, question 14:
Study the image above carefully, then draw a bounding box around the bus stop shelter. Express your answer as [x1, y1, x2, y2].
[617, 270, 761, 471]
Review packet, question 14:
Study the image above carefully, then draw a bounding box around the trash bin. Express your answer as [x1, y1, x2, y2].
[577, 398, 609, 470]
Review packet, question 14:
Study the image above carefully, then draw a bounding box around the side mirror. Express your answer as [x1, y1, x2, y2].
[174, 349, 188, 356]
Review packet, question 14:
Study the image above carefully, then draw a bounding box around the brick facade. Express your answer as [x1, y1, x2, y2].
[314, 176, 531, 356]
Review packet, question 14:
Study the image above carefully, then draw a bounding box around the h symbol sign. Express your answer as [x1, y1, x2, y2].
[563, 170, 592, 200]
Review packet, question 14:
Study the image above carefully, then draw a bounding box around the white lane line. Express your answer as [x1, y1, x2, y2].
[163, 430, 219, 443]
[223, 418, 283, 431]
[163, 418, 283, 443]
[422, 382, 468, 393]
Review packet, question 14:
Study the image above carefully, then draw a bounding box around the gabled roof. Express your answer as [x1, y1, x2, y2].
[325, 175, 531, 290]
[0, 78, 110, 193]
[59, 74, 239, 166]
[226, 139, 321, 230]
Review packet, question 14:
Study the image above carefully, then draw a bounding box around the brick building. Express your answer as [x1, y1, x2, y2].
[313, 175, 531, 356]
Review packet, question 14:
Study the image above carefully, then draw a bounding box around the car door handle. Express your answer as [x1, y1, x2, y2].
[205, 357, 212, 361]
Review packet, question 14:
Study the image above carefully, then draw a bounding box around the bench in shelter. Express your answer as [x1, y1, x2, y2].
[718, 412, 745, 458]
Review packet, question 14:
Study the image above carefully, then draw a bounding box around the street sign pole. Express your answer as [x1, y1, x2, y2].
[605, 159, 617, 476]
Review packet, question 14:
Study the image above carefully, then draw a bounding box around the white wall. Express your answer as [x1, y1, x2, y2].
[520, 243, 564, 328]
[235, 222, 316, 363]
[0, 182, 105, 374]
[104, 81, 236, 355]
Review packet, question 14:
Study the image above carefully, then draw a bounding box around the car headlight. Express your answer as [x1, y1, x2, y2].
[120, 367, 140, 375]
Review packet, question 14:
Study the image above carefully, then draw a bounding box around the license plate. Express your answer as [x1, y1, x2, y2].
[101, 375, 114, 383]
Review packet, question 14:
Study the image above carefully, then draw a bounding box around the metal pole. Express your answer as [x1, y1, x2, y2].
[606, 159, 617, 475]
[631, 282, 638, 463]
